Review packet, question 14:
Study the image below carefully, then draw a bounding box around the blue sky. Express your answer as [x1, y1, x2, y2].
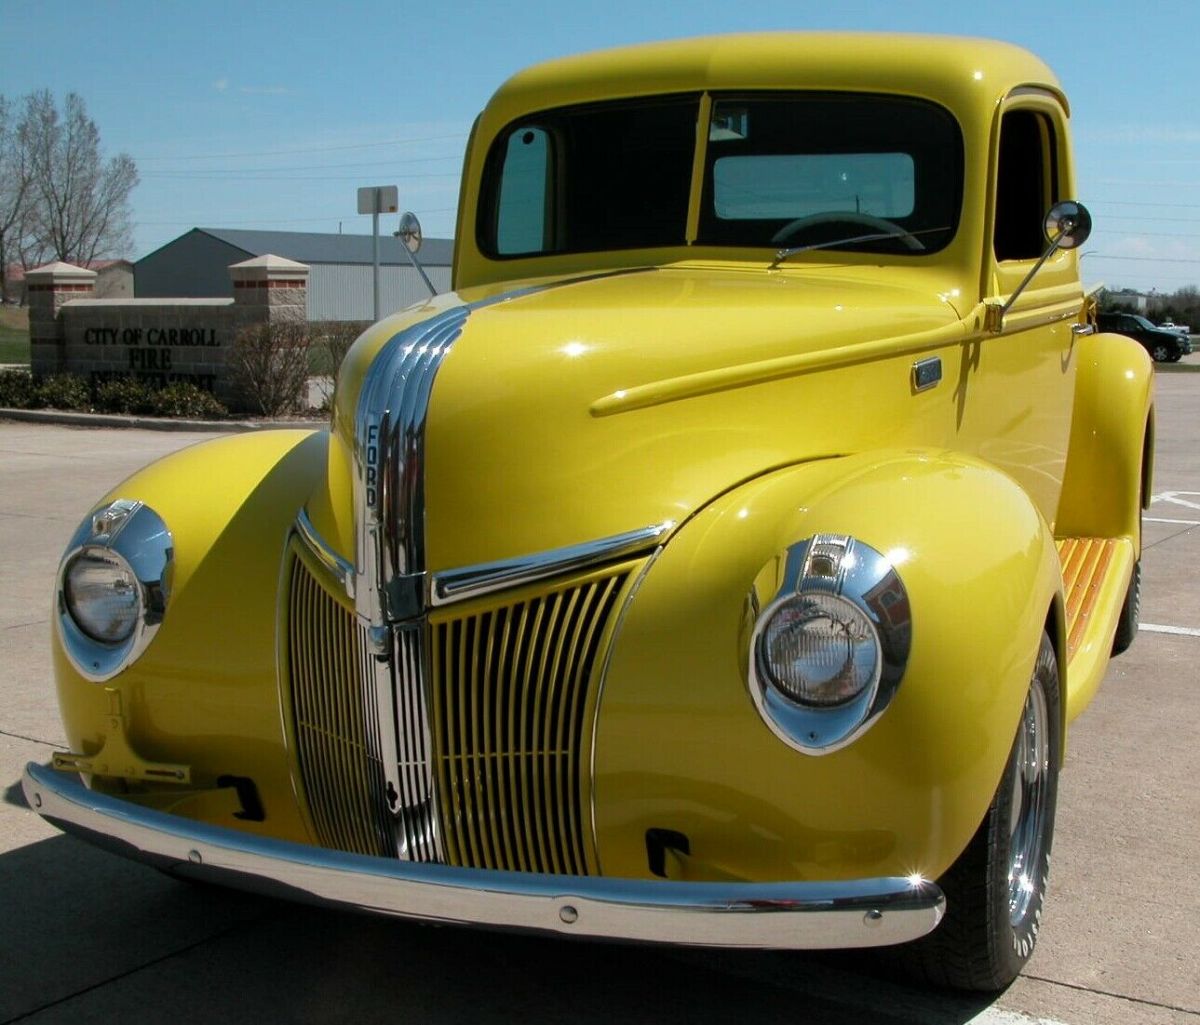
[2, 0, 1196, 292]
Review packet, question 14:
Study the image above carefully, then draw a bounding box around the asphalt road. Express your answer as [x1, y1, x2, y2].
[2, 360, 1198, 1025]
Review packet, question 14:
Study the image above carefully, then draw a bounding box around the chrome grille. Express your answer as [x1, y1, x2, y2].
[287, 556, 395, 857]
[388, 625, 441, 861]
[431, 572, 628, 875]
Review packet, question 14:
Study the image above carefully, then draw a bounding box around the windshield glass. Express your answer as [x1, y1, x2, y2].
[478, 95, 698, 257]
[477, 92, 963, 259]
[698, 94, 962, 254]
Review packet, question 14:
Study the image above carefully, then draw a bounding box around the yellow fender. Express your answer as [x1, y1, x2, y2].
[52, 428, 328, 844]
[1057, 331, 1155, 544]
[594, 448, 1061, 884]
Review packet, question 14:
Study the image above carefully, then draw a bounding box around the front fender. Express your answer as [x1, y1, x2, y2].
[593, 449, 1060, 884]
[52, 429, 328, 844]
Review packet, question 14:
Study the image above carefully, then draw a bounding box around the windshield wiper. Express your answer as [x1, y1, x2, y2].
[769, 226, 952, 269]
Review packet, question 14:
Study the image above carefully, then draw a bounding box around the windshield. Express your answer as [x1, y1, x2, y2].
[478, 92, 963, 259]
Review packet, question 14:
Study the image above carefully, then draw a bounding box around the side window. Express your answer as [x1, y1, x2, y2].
[495, 127, 551, 255]
[994, 109, 1059, 261]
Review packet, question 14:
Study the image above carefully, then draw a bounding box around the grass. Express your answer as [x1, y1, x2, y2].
[0, 307, 30, 364]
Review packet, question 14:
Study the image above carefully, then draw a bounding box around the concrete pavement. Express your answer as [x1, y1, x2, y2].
[1, 367, 1198, 1023]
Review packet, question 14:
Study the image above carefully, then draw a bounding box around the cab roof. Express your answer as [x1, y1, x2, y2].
[482, 32, 1067, 126]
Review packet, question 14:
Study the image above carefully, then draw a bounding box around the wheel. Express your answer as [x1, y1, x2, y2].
[1168, 351, 1183, 363]
[1112, 560, 1140, 655]
[1149, 342, 1172, 362]
[896, 633, 1060, 991]
[769, 211, 926, 251]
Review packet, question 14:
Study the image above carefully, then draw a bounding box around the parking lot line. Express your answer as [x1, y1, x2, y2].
[1151, 491, 1200, 510]
[1140, 623, 1200, 637]
[1144, 516, 1200, 525]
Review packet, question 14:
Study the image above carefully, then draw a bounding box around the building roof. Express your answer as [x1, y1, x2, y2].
[6, 259, 131, 282]
[143, 228, 454, 268]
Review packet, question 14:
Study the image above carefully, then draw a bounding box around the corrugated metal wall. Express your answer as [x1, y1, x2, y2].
[308, 264, 453, 321]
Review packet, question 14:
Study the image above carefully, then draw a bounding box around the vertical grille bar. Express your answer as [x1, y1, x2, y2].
[432, 570, 629, 874]
[288, 557, 394, 857]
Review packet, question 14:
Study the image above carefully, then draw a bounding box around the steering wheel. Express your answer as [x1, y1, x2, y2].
[771, 211, 926, 251]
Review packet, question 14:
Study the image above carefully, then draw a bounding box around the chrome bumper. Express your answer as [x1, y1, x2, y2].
[23, 762, 944, 949]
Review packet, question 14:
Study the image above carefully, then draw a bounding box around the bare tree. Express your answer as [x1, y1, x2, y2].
[20, 91, 138, 267]
[0, 95, 34, 302]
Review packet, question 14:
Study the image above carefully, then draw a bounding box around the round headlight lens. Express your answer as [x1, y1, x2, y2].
[759, 593, 881, 707]
[64, 549, 141, 644]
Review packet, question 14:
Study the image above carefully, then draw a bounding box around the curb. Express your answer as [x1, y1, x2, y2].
[0, 407, 324, 433]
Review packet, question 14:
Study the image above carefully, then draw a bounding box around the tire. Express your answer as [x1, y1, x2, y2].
[1112, 560, 1141, 655]
[1149, 343, 1172, 362]
[896, 633, 1061, 991]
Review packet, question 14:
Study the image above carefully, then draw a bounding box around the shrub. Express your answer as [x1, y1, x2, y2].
[94, 377, 156, 414]
[0, 369, 37, 408]
[312, 321, 369, 375]
[309, 321, 368, 408]
[230, 321, 312, 416]
[149, 382, 227, 419]
[36, 374, 91, 410]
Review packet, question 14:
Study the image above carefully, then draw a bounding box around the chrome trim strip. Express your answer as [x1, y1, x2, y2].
[430, 521, 674, 607]
[354, 306, 468, 631]
[24, 763, 945, 949]
[294, 508, 355, 600]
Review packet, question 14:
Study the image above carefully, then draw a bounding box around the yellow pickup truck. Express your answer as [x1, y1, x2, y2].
[25, 32, 1153, 992]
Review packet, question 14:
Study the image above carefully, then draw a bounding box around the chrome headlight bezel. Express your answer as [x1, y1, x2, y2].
[748, 534, 912, 755]
[56, 500, 173, 682]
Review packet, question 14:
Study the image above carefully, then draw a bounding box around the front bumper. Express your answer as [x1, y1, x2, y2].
[23, 762, 944, 949]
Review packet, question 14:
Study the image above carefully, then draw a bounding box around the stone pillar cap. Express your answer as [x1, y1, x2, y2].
[228, 254, 310, 282]
[25, 261, 97, 284]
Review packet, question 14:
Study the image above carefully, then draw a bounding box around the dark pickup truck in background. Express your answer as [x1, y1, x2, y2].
[1097, 311, 1192, 362]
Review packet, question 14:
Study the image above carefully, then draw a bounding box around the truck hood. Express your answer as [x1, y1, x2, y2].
[325, 264, 966, 573]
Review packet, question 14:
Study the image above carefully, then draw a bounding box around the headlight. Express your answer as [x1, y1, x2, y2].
[63, 549, 140, 643]
[748, 534, 910, 755]
[56, 500, 173, 682]
[759, 593, 881, 707]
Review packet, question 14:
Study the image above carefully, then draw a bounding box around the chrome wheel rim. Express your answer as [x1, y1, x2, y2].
[1008, 676, 1050, 926]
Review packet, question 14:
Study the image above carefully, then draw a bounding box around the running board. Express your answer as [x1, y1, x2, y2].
[1055, 536, 1136, 723]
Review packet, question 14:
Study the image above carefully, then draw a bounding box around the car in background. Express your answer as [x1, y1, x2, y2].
[1098, 312, 1191, 362]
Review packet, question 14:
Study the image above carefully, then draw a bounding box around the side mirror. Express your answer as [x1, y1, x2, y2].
[986, 200, 1092, 333]
[397, 211, 423, 254]
[394, 211, 437, 297]
[1044, 201, 1092, 250]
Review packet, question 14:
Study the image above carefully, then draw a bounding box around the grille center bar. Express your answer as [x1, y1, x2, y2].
[353, 306, 466, 857]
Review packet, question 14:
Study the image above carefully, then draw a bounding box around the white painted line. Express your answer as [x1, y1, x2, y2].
[1145, 516, 1200, 525]
[965, 1009, 1070, 1025]
[1141, 623, 1200, 637]
[1152, 491, 1200, 510]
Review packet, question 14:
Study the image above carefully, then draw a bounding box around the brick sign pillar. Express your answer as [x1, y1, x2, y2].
[229, 254, 309, 325]
[26, 262, 97, 375]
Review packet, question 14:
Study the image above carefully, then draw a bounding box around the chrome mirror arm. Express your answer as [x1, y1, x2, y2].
[985, 201, 1092, 334]
[395, 211, 438, 298]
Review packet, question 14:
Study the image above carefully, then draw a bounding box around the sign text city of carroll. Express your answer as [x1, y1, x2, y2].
[83, 326, 220, 372]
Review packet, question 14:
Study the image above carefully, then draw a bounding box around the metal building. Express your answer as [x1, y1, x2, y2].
[134, 228, 453, 321]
